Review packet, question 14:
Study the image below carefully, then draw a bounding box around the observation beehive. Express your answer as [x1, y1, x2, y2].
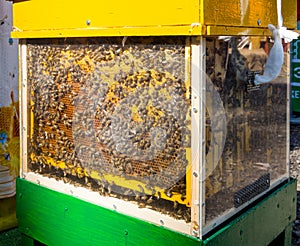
[12, 0, 297, 243]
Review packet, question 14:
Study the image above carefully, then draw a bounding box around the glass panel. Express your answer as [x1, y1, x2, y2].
[26, 37, 192, 226]
[204, 36, 288, 228]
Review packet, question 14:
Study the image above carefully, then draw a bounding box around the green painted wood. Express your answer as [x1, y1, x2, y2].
[16, 178, 200, 246]
[16, 178, 296, 246]
[21, 234, 34, 246]
[284, 223, 293, 246]
[203, 179, 297, 246]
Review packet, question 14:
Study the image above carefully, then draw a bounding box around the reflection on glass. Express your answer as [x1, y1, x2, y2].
[204, 36, 288, 226]
[26, 37, 192, 223]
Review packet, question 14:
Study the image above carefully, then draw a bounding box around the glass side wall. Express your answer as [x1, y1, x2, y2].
[204, 36, 289, 228]
[26, 37, 192, 224]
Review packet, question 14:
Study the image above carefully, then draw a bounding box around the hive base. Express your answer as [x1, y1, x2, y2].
[17, 178, 296, 246]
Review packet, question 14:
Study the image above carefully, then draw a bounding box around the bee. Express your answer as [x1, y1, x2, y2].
[146, 196, 154, 204]
[63, 170, 68, 177]
[51, 124, 58, 131]
[38, 142, 45, 148]
[99, 186, 105, 195]
[156, 191, 161, 200]
[124, 189, 132, 196]
[64, 119, 72, 128]
[124, 162, 133, 174]
[58, 101, 66, 112]
[77, 172, 84, 179]
[85, 129, 94, 138]
[140, 194, 148, 201]
[134, 192, 140, 201]
[107, 184, 112, 195]
[62, 177, 69, 184]
[192, 221, 199, 231]
[57, 140, 64, 146]
[48, 132, 55, 139]
[173, 201, 178, 209]
[138, 203, 146, 208]
[61, 148, 67, 155]
[137, 184, 145, 194]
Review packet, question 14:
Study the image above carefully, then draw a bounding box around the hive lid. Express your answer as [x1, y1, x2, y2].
[11, 0, 297, 38]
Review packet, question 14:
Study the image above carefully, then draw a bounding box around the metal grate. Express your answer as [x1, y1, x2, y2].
[234, 173, 270, 208]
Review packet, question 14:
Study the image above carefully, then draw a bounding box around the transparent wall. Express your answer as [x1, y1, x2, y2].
[204, 36, 289, 228]
[26, 37, 192, 223]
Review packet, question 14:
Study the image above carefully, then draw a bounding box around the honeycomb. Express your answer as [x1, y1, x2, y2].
[27, 37, 192, 214]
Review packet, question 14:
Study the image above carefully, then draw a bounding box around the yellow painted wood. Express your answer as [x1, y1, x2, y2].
[203, 0, 296, 29]
[206, 26, 272, 36]
[12, 0, 200, 38]
[11, 26, 204, 39]
[11, 0, 296, 38]
[29, 153, 191, 206]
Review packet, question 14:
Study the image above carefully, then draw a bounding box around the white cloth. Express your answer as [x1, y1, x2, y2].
[254, 24, 284, 85]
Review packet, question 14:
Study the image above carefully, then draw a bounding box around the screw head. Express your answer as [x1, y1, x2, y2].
[257, 18, 261, 26]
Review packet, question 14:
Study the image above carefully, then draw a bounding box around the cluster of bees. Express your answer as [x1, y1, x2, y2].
[27, 38, 191, 221]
